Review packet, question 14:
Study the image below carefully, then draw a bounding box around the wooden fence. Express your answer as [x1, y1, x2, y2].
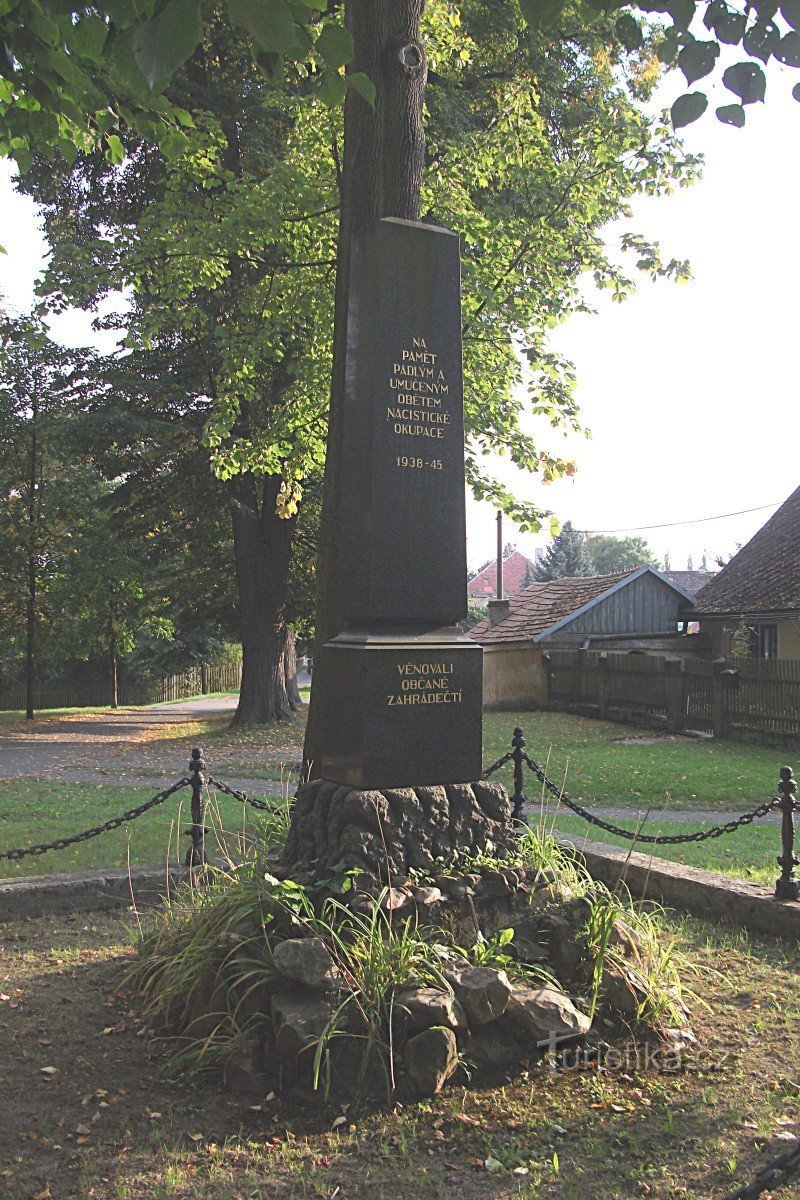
[545, 649, 800, 748]
[0, 659, 242, 714]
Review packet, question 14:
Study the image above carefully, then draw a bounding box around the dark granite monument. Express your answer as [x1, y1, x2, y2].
[317, 218, 483, 790]
[285, 218, 511, 881]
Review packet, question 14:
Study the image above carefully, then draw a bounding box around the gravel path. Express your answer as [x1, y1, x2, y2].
[0, 696, 301, 795]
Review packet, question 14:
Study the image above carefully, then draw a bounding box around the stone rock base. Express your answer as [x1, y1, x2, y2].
[282, 778, 516, 883]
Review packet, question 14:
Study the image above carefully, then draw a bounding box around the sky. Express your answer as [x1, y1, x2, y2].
[1, 61, 799, 576]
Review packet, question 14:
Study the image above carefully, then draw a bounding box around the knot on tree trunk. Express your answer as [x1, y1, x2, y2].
[384, 36, 426, 78]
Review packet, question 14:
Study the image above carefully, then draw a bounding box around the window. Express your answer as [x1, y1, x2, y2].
[758, 624, 778, 660]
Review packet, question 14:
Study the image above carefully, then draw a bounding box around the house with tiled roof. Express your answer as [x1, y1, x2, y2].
[468, 567, 698, 709]
[467, 549, 536, 602]
[689, 485, 800, 660]
[662, 569, 716, 598]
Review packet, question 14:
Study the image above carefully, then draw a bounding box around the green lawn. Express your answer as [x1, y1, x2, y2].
[547, 812, 780, 888]
[0, 778, 284, 880]
[482, 710, 793, 812]
[0, 709, 795, 883]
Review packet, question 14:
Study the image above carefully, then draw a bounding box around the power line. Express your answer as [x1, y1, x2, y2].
[574, 501, 782, 536]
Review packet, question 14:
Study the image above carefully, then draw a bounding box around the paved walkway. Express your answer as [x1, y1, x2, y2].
[0, 695, 301, 794]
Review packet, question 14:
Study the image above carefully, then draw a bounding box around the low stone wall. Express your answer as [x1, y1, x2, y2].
[560, 836, 800, 941]
[0, 865, 181, 922]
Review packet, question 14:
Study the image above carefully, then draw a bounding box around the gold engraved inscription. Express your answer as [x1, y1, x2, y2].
[386, 660, 463, 707]
[386, 337, 452, 443]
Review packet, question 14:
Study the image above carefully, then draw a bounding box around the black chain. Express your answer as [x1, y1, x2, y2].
[207, 776, 273, 812]
[0, 777, 191, 862]
[722, 1139, 800, 1200]
[483, 751, 513, 778]
[522, 754, 778, 845]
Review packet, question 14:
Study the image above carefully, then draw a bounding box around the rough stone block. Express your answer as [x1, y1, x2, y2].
[403, 1025, 459, 1096]
[272, 938, 345, 993]
[506, 985, 591, 1049]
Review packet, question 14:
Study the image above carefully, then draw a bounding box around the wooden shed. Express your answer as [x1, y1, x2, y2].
[468, 567, 700, 710]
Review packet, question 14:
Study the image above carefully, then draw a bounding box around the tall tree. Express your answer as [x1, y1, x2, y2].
[586, 533, 660, 573]
[20, 3, 695, 732]
[534, 521, 594, 580]
[0, 315, 100, 717]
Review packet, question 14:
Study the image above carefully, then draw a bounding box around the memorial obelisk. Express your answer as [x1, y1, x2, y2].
[283, 217, 513, 881]
[315, 216, 483, 789]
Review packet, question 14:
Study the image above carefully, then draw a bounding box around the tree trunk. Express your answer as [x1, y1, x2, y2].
[230, 473, 299, 725]
[25, 394, 38, 721]
[109, 640, 118, 709]
[25, 550, 35, 721]
[304, 0, 427, 772]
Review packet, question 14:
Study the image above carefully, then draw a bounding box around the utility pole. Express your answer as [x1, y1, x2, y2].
[496, 510, 503, 600]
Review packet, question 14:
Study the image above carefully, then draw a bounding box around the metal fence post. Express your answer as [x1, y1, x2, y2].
[775, 765, 799, 901]
[511, 725, 528, 824]
[185, 747, 208, 868]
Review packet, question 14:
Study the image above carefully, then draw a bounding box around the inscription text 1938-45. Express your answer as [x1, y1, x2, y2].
[387, 661, 464, 708]
[386, 337, 452, 449]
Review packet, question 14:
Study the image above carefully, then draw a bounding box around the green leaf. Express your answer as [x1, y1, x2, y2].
[722, 61, 766, 102]
[677, 39, 720, 84]
[346, 71, 376, 106]
[753, 0, 779, 18]
[317, 67, 347, 107]
[614, 13, 644, 50]
[315, 24, 354, 69]
[665, 0, 696, 30]
[225, 0, 299, 53]
[656, 30, 681, 63]
[160, 130, 189, 159]
[104, 133, 125, 164]
[743, 20, 780, 62]
[705, 1, 748, 43]
[775, 30, 800, 64]
[670, 90, 708, 127]
[132, 0, 204, 91]
[72, 15, 109, 63]
[780, 0, 800, 29]
[520, 0, 566, 29]
[716, 102, 746, 125]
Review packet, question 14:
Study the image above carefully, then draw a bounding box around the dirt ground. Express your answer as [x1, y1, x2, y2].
[1, 909, 799, 1200]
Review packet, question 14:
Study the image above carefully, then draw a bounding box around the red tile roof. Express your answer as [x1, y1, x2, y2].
[467, 549, 535, 599]
[691, 484, 800, 616]
[469, 569, 639, 644]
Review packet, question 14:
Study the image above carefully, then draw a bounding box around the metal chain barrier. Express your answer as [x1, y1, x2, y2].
[207, 775, 274, 812]
[722, 1139, 800, 1200]
[522, 752, 778, 845]
[0, 777, 191, 862]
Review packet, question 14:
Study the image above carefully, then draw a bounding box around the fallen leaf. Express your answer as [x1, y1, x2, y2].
[187, 1132, 204, 1143]
[484, 1156, 504, 1173]
[39, 1066, 58, 1076]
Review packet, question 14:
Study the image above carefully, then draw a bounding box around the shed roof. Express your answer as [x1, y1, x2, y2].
[691, 485, 800, 617]
[469, 569, 638, 645]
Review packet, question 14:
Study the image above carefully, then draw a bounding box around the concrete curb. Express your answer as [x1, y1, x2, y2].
[559, 836, 800, 942]
[0, 864, 182, 921]
[3, 844, 800, 942]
